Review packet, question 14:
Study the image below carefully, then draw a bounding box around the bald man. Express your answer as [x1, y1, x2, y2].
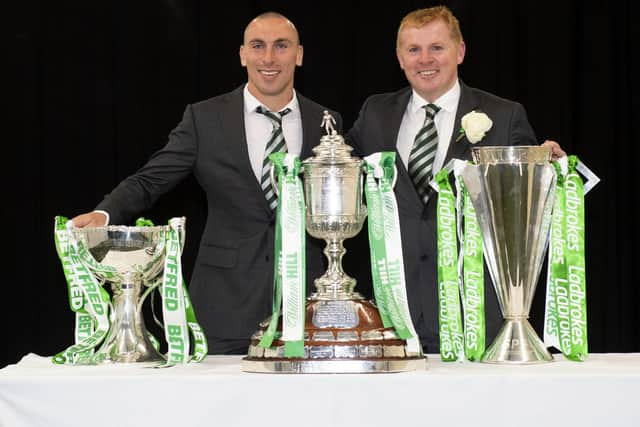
[73, 12, 342, 354]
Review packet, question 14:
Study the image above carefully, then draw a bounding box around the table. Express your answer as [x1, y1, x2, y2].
[1, 353, 639, 426]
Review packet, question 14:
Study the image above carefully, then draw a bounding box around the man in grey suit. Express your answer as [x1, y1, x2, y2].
[73, 12, 341, 354]
[347, 6, 564, 352]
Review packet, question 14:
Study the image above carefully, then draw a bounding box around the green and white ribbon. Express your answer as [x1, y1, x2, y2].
[161, 218, 191, 364]
[544, 155, 596, 361]
[259, 153, 306, 357]
[434, 169, 464, 361]
[148, 217, 207, 364]
[53, 217, 111, 364]
[183, 285, 208, 361]
[453, 169, 486, 361]
[364, 152, 421, 355]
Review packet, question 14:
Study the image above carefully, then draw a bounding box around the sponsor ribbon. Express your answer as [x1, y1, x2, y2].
[53, 217, 111, 364]
[135, 217, 208, 364]
[544, 155, 593, 361]
[364, 152, 421, 355]
[259, 153, 306, 357]
[434, 169, 464, 361]
[161, 218, 191, 364]
[453, 174, 486, 361]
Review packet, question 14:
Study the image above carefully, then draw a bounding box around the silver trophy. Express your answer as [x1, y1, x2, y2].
[71, 219, 184, 363]
[243, 113, 422, 373]
[461, 146, 555, 363]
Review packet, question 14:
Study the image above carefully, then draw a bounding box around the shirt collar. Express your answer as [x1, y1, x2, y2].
[409, 79, 461, 114]
[243, 84, 300, 116]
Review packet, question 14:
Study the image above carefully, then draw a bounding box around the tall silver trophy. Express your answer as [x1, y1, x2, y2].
[71, 220, 184, 363]
[461, 146, 555, 364]
[243, 113, 422, 373]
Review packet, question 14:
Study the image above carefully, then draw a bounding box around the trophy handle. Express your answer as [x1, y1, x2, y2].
[361, 163, 398, 188]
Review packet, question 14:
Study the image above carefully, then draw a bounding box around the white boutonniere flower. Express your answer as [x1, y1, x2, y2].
[456, 111, 493, 143]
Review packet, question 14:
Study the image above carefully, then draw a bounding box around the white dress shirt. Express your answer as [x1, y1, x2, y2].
[396, 80, 461, 176]
[243, 85, 303, 181]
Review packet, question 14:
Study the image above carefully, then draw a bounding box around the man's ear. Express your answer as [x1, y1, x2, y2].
[239, 45, 247, 67]
[396, 49, 405, 70]
[457, 41, 466, 65]
[296, 45, 303, 66]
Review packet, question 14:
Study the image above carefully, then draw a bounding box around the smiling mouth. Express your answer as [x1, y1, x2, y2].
[259, 70, 280, 76]
[418, 70, 438, 76]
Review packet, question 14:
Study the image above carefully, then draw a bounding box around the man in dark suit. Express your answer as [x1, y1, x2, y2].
[347, 6, 564, 352]
[72, 12, 341, 354]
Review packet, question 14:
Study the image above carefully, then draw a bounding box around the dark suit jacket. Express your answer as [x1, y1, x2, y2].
[97, 85, 342, 353]
[347, 82, 536, 352]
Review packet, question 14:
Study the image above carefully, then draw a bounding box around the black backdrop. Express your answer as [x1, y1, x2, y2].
[5, 0, 638, 368]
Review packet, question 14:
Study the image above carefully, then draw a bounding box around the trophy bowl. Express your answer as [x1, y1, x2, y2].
[72, 224, 170, 364]
[461, 146, 555, 364]
[243, 116, 423, 373]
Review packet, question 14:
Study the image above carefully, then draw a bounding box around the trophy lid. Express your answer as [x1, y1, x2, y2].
[303, 111, 361, 166]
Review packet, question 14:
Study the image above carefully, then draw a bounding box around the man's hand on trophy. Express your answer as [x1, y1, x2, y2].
[541, 140, 567, 160]
[72, 211, 108, 228]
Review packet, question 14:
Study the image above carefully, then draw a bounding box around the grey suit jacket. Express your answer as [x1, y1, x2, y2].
[97, 85, 342, 353]
[347, 82, 536, 351]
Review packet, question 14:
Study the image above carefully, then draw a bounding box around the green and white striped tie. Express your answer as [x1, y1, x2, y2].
[408, 103, 441, 204]
[256, 106, 292, 210]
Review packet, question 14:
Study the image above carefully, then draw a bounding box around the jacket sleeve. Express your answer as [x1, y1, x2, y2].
[95, 105, 198, 224]
[508, 102, 538, 146]
[345, 96, 373, 158]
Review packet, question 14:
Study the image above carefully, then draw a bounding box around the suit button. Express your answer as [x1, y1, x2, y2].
[265, 254, 270, 262]
[420, 254, 428, 261]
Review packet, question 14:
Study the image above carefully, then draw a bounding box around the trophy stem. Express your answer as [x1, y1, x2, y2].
[94, 275, 164, 364]
[312, 238, 360, 300]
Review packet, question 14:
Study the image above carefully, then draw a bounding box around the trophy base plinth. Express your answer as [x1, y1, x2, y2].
[93, 333, 165, 364]
[242, 358, 424, 373]
[242, 298, 424, 374]
[481, 318, 553, 364]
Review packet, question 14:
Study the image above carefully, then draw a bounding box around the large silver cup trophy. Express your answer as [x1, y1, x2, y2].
[461, 146, 555, 363]
[243, 114, 422, 373]
[72, 220, 184, 363]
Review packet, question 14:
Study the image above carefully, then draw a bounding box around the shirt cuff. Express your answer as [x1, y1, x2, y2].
[93, 210, 110, 226]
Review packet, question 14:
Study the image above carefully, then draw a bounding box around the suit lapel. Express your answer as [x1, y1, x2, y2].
[220, 85, 273, 215]
[298, 92, 321, 161]
[444, 82, 480, 163]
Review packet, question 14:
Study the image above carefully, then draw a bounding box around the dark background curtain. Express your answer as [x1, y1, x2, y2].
[4, 0, 638, 367]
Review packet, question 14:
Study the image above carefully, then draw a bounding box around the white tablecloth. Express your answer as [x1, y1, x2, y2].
[1, 353, 639, 427]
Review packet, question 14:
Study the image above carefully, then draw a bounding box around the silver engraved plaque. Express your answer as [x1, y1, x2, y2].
[334, 346, 358, 358]
[264, 346, 285, 358]
[361, 330, 383, 341]
[336, 331, 359, 341]
[309, 346, 334, 359]
[383, 345, 406, 358]
[312, 331, 336, 342]
[248, 345, 264, 358]
[359, 345, 383, 358]
[312, 300, 359, 328]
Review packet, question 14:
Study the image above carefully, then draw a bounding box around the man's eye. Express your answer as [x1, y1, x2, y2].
[275, 43, 289, 50]
[408, 47, 419, 53]
[251, 43, 264, 49]
[431, 45, 443, 51]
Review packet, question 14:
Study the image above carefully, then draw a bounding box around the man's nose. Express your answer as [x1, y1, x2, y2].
[262, 46, 275, 63]
[418, 50, 432, 63]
